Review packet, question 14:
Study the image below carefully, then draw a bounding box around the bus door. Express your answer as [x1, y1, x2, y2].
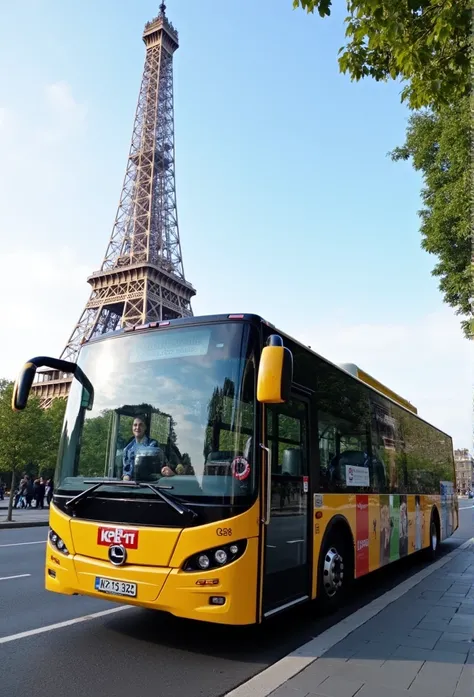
[261, 393, 312, 617]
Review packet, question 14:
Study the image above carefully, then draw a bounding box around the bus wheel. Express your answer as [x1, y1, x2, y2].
[317, 530, 352, 613]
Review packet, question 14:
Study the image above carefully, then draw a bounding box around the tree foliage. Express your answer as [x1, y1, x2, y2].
[0, 381, 66, 520]
[390, 97, 472, 337]
[293, 0, 471, 109]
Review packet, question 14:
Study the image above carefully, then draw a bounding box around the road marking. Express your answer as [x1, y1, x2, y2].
[0, 606, 132, 645]
[0, 574, 31, 581]
[0, 540, 46, 548]
[224, 537, 474, 697]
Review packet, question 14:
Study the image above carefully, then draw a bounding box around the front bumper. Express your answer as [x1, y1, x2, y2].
[45, 538, 259, 625]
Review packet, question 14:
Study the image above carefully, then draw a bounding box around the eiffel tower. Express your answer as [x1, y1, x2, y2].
[32, 3, 195, 407]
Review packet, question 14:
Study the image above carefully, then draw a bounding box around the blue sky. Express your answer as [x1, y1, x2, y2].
[0, 0, 471, 448]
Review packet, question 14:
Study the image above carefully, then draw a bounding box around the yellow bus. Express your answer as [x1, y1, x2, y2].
[12, 313, 458, 624]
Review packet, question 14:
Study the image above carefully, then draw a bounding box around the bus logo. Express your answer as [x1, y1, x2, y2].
[108, 545, 127, 566]
[97, 527, 139, 549]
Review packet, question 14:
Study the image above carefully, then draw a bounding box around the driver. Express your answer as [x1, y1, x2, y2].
[122, 417, 174, 479]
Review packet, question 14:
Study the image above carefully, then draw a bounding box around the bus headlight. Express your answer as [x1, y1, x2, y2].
[198, 554, 210, 569]
[183, 540, 247, 572]
[215, 549, 227, 565]
[49, 528, 69, 556]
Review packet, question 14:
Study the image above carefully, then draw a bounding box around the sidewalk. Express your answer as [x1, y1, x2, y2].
[228, 539, 474, 697]
[0, 501, 50, 528]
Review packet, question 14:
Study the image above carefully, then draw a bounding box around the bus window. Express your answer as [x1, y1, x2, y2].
[318, 411, 371, 492]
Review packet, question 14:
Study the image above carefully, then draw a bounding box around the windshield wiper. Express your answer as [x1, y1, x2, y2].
[65, 479, 197, 520]
[140, 482, 198, 520]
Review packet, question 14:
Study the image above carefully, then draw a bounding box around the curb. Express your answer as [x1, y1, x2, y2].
[0, 521, 49, 530]
[224, 537, 474, 697]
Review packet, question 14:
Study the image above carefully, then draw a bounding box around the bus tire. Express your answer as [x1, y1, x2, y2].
[424, 508, 440, 562]
[316, 523, 353, 614]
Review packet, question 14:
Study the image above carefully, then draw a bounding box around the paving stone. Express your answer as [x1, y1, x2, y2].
[427, 649, 469, 663]
[342, 625, 382, 642]
[408, 677, 459, 696]
[458, 599, 474, 607]
[418, 581, 454, 592]
[288, 660, 340, 692]
[347, 646, 393, 667]
[410, 628, 443, 642]
[408, 684, 457, 696]
[418, 591, 445, 602]
[436, 624, 472, 637]
[374, 660, 423, 689]
[353, 640, 401, 659]
[425, 607, 458, 620]
[434, 642, 470, 656]
[458, 605, 474, 614]
[407, 663, 463, 697]
[434, 599, 463, 609]
[355, 685, 410, 697]
[392, 646, 437, 662]
[398, 634, 440, 650]
[440, 632, 473, 644]
[449, 615, 474, 628]
[322, 643, 361, 661]
[270, 685, 308, 697]
[417, 620, 453, 632]
[417, 662, 463, 681]
[333, 663, 379, 685]
[313, 674, 364, 697]
[392, 646, 467, 664]
[453, 665, 474, 697]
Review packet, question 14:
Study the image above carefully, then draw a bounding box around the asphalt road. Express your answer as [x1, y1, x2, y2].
[0, 501, 472, 697]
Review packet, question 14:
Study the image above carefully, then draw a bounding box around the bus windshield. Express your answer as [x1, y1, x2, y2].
[56, 322, 257, 503]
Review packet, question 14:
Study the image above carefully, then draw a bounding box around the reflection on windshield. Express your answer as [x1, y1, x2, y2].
[57, 323, 256, 502]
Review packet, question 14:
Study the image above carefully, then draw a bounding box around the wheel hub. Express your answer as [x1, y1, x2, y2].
[323, 546, 344, 597]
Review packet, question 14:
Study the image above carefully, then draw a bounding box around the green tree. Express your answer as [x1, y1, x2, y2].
[0, 381, 47, 521]
[293, 0, 470, 109]
[390, 97, 472, 337]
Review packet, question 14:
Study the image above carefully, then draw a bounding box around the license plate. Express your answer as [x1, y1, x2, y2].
[94, 576, 137, 597]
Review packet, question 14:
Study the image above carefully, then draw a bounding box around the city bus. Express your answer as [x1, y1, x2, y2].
[12, 313, 458, 624]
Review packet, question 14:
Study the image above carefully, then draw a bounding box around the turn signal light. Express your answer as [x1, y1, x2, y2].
[195, 579, 219, 586]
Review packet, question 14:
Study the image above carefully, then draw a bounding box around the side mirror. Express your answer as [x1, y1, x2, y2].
[257, 335, 293, 404]
[12, 356, 94, 412]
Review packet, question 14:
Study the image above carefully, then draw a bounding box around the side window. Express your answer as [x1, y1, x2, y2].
[317, 362, 373, 493]
[266, 399, 308, 511]
[319, 411, 371, 492]
[371, 401, 407, 493]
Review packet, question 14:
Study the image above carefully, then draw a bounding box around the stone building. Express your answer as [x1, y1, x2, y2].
[454, 448, 473, 494]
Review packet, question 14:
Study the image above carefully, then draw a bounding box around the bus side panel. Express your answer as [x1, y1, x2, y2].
[368, 494, 381, 573]
[311, 491, 451, 601]
[407, 495, 416, 554]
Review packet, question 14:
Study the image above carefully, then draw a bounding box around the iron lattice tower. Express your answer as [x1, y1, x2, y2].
[32, 3, 195, 406]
